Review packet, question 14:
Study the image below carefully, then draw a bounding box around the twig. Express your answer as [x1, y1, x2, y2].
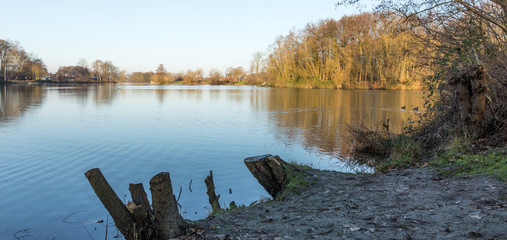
[63, 211, 87, 223]
[62, 211, 93, 240]
[105, 215, 108, 240]
[188, 179, 193, 192]
[176, 186, 182, 202]
[176, 186, 183, 208]
[77, 217, 94, 240]
[14, 229, 31, 239]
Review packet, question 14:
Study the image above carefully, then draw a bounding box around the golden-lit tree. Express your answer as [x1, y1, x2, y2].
[226, 66, 246, 82]
[151, 64, 169, 84]
[0, 39, 48, 81]
[129, 72, 153, 83]
[265, 14, 425, 89]
[337, 0, 507, 143]
[207, 68, 223, 84]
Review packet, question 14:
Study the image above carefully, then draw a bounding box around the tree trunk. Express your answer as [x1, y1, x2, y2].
[470, 66, 488, 133]
[449, 65, 488, 135]
[149, 172, 184, 239]
[204, 170, 221, 213]
[244, 154, 300, 198]
[84, 168, 136, 240]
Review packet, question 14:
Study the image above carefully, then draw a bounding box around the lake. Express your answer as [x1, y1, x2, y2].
[0, 84, 423, 239]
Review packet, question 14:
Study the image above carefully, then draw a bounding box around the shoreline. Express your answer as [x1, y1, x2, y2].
[193, 167, 506, 239]
[0, 80, 423, 90]
[0, 80, 117, 85]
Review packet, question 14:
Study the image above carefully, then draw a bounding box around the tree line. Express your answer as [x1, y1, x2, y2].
[262, 13, 425, 89]
[0, 39, 47, 81]
[54, 59, 126, 82]
[0, 11, 432, 88]
[128, 64, 251, 85]
[0, 39, 127, 83]
[341, 0, 506, 167]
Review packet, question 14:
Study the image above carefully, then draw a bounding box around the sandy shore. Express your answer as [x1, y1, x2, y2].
[193, 167, 507, 239]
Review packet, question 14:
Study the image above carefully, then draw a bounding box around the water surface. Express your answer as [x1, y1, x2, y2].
[0, 84, 423, 239]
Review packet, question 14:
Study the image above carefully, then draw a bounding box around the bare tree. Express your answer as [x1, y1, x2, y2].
[337, 0, 507, 140]
[250, 51, 264, 74]
[0, 40, 12, 81]
[77, 58, 89, 69]
[92, 60, 104, 81]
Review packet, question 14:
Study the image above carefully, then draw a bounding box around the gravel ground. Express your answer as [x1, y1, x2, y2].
[193, 167, 507, 240]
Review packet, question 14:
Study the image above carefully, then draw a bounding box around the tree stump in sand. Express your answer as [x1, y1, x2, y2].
[244, 154, 303, 198]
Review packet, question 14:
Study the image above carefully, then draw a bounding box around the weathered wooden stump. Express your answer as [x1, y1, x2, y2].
[128, 183, 154, 239]
[85, 168, 184, 240]
[149, 172, 185, 239]
[244, 154, 303, 198]
[204, 170, 221, 213]
[449, 64, 488, 135]
[85, 168, 137, 240]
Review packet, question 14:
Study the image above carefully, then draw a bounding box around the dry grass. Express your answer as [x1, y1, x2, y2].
[346, 123, 423, 171]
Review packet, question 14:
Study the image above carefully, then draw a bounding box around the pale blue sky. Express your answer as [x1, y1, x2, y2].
[2, 1, 372, 74]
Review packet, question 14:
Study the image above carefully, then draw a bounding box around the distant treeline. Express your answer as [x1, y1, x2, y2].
[0, 39, 125, 83]
[127, 64, 253, 85]
[126, 12, 426, 89]
[56, 59, 126, 82]
[263, 13, 425, 89]
[2, 12, 428, 88]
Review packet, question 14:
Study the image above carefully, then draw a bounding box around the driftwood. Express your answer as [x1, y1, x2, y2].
[85, 169, 184, 240]
[204, 170, 221, 213]
[244, 154, 303, 198]
[85, 168, 136, 240]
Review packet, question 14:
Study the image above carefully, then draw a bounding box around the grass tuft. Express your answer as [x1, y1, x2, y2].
[431, 139, 507, 182]
[347, 123, 423, 172]
[275, 164, 315, 201]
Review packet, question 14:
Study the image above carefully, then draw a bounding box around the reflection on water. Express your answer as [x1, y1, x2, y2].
[0, 84, 423, 164]
[0, 84, 120, 123]
[0, 85, 45, 123]
[0, 84, 423, 239]
[258, 88, 423, 157]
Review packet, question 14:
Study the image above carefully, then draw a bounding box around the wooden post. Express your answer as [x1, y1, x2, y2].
[204, 170, 221, 213]
[84, 168, 135, 240]
[149, 172, 184, 239]
[244, 154, 300, 198]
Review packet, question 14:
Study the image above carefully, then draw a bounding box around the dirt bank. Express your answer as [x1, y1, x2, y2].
[195, 167, 506, 239]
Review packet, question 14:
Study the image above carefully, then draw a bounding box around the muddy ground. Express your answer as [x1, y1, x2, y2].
[193, 167, 507, 239]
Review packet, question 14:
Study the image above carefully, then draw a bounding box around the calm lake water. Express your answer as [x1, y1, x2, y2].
[0, 84, 423, 239]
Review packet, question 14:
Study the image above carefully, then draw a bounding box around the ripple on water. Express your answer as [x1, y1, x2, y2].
[0, 85, 421, 239]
